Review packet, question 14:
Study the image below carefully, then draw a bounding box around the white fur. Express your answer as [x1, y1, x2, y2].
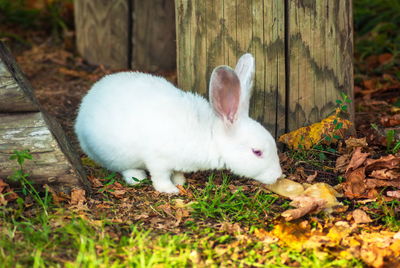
[75, 53, 282, 193]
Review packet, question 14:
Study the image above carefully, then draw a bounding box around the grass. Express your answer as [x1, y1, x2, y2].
[0, 205, 366, 267]
[190, 174, 278, 226]
[354, 0, 400, 58]
[0, 155, 367, 267]
[0, 0, 73, 41]
[0, 208, 193, 267]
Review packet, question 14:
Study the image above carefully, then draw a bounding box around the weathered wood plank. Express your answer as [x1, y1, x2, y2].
[74, 0, 130, 69]
[0, 113, 90, 192]
[287, 0, 354, 131]
[175, 0, 285, 137]
[0, 41, 89, 192]
[0, 42, 39, 112]
[132, 0, 176, 72]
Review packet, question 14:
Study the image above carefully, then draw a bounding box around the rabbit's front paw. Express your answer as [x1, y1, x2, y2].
[172, 172, 186, 185]
[153, 181, 179, 194]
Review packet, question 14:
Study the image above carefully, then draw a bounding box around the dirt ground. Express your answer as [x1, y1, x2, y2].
[1, 18, 400, 266]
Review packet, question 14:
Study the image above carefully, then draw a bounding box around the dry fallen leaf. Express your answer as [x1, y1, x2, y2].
[378, 53, 393, 65]
[278, 110, 352, 150]
[387, 190, 400, 199]
[352, 209, 373, 224]
[370, 169, 398, 180]
[267, 179, 342, 220]
[177, 185, 193, 197]
[342, 154, 400, 199]
[335, 153, 351, 173]
[365, 154, 400, 171]
[70, 188, 86, 205]
[306, 171, 318, 183]
[281, 196, 327, 221]
[219, 222, 242, 234]
[109, 189, 126, 199]
[346, 147, 370, 173]
[87, 176, 103, 188]
[302, 183, 343, 208]
[357, 230, 400, 268]
[380, 114, 400, 127]
[345, 137, 368, 149]
[342, 168, 369, 199]
[0, 179, 18, 205]
[44, 184, 69, 204]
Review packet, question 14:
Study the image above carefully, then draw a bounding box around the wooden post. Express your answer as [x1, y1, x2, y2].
[74, 0, 176, 72]
[132, 0, 176, 72]
[74, 0, 130, 69]
[0, 42, 90, 193]
[175, 0, 286, 137]
[175, 0, 354, 135]
[287, 0, 354, 130]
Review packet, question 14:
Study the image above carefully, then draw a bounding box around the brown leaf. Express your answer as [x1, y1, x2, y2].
[70, 188, 86, 205]
[366, 179, 400, 189]
[219, 222, 242, 234]
[281, 196, 327, 221]
[380, 114, 400, 127]
[0, 179, 8, 192]
[58, 67, 99, 81]
[378, 53, 393, 65]
[109, 189, 126, 199]
[346, 147, 370, 173]
[174, 207, 190, 227]
[345, 137, 368, 149]
[365, 155, 400, 172]
[177, 185, 193, 197]
[44, 184, 69, 204]
[387, 190, 400, 199]
[133, 213, 150, 220]
[0, 179, 19, 205]
[343, 167, 368, 199]
[335, 154, 351, 173]
[306, 171, 318, 183]
[363, 79, 377, 90]
[96, 203, 112, 209]
[157, 203, 174, 217]
[87, 176, 103, 188]
[352, 209, 373, 224]
[370, 169, 399, 180]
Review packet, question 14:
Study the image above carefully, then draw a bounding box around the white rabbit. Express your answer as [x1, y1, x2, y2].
[74, 53, 282, 193]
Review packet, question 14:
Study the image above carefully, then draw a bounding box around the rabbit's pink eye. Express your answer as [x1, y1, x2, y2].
[252, 149, 263, 157]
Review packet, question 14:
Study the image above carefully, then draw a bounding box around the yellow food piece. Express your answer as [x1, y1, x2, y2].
[265, 178, 305, 199]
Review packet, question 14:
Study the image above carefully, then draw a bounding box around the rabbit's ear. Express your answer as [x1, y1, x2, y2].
[234, 53, 255, 116]
[209, 66, 241, 125]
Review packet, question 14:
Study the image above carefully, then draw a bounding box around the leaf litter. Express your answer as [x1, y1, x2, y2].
[1, 23, 400, 267]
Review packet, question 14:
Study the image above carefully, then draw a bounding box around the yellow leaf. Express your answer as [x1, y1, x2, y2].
[326, 221, 352, 244]
[271, 222, 311, 250]
[279, 110, 352, 150]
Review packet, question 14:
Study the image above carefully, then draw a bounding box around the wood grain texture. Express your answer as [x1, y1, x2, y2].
[0, 41, 89, 192]
[0, 42, 39, 112]
[0, 112, 90, 193]
[132, 0, 176, 72]
[287, 0, 354, 131]
[175, 0, 286, 137]
[74, 0, 130, 69]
